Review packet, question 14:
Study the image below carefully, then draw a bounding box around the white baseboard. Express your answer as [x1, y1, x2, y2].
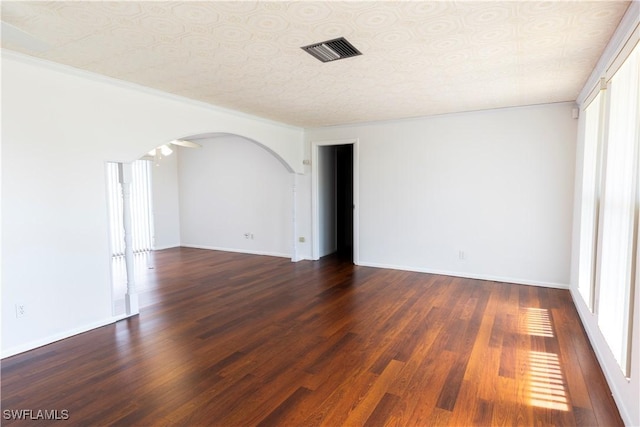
[1, 314, 131, 359]
[356, 261, 569, 289]
[181, 244, 292, 259]
[152, 244, 180, 251]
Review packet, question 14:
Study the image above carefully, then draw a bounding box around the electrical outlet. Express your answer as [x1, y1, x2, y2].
[458, 251, 466, 261]
[15, 303, 26, 318]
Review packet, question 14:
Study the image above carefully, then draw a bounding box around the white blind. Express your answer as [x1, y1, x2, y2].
[107, 161, 154, 257]
[578, 92, 603, 310]
[596, 43, 639, 375]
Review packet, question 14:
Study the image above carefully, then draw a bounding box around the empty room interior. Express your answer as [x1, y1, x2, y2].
[1, 1, 639, 426]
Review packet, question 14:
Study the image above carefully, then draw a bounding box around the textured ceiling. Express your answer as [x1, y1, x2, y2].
[0, 1, 630, 127]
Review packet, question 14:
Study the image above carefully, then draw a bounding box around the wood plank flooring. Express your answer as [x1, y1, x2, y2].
[1, 248, 622, 426]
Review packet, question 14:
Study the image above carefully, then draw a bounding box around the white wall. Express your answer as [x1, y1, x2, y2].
[318, 146, 337, 257]
[293, 173, 312, 261]
[570, 3, 639, 425]
[178, 135, 293, 258]
[1, 52, 303, 357]
[306, 102, 577, 287]
[152, 152, 181, 250]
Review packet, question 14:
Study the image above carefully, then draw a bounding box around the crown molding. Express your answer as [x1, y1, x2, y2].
[1, 49, 303, 133]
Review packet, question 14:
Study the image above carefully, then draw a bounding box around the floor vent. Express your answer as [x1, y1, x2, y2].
[301, 37, 362, 63]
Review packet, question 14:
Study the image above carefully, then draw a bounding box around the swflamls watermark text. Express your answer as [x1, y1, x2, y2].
[3, 409, 69, 421]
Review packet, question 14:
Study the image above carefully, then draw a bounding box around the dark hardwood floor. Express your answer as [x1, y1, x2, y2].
[1, 248, 622, 426]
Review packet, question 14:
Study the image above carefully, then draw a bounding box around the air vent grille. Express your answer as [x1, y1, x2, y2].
[301, 37, 362, 63]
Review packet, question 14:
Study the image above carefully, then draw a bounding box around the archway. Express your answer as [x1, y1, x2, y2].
[179, 132, 295, 173]
[111, 132, 299, 317]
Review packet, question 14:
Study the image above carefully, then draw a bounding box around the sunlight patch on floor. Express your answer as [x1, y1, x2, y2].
[519, 308, 569, 411]
[520, 307, 554, 338]
[526, 351, 569, 411]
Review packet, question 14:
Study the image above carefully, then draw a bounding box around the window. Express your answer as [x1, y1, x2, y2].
[595, 42, 639, 375]
[106, 160, 154, 257]
[578, 91, 604, 310]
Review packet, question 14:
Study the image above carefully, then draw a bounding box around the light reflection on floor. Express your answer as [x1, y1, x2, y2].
[521, 307, 569, 412]
[527, 351, 569, 411]
[520, 307, 554, 338]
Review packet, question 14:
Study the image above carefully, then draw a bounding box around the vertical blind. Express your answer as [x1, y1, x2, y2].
[578, 91, 603, 310]
[579, 41, 639, 376]
[596, 42, 639, 375]
[107, 160, 154, 257]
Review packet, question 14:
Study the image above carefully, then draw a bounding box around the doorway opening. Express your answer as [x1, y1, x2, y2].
[316, 143, 355, 263]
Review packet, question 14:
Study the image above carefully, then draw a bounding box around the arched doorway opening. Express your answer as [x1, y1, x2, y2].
[108, 132, 297, 317]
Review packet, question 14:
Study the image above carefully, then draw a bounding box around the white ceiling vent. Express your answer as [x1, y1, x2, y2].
[301, 37, 362, 63]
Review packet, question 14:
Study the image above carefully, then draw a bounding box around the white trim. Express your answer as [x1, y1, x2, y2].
[104, 161, 117, 317]
[1, 314, 130, 359]
[181, 244, 291, 259]
[0, 49, 301, 132]
[291, 173, 300, 262]
[581, 78, 606, 113]
[357, 261, 570, 290]
[605, 24, 639, 81]
[153, 244, 181, 251]
[577, 1, 640, 106]
[315, 102, 574, 130]
[570, 287, 633, 427]
[310, 138, 360, 263]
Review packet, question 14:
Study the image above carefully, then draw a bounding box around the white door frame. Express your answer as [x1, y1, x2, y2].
[311, 138, 359, 263]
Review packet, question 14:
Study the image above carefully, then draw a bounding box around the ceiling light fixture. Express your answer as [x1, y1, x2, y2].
[160, 144, 173, 156]
[147, 145, 173, 157]
[146, 139, 202, 165]
[301, 37, 362, 63]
